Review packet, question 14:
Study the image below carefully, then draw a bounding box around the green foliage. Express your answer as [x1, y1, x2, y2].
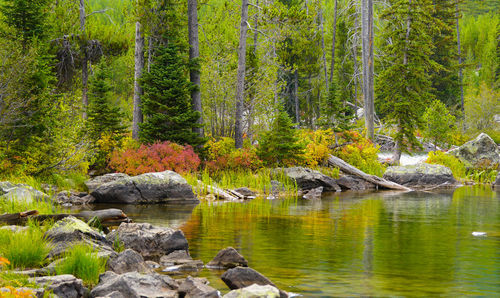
[422, 100, 456, 149]
[377, 0, 437, 154]
[466, 169, 498, 184]
[0, 226, 51, 269]
[140, 42, 204, 147]
[464, 83, 500, 132]
[112, 234, 125, 253]
[426, 151, 467, 179]
[55, 243, 107, 287]
[257, 109, 305, 166]
[299, 129, 336, 167]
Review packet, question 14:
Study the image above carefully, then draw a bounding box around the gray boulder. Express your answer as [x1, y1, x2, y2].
[383, 164, 457, 188]
[206, 247, 248, 269]
[30, 274, 88, 298]
[107, 222, 189, 260]
[223, 284, 280, 298]
[44, 216, 115, 259]
[55, 190, 94, 206]
[91, 171, 198, 204]
[178, 276, 220, 298]
[233, 188, 256, 199]
[448, 133, 500, 169]
[0, 181, 49, 205]
[273, 167, 341, 192]
[85, 173, 130, 193]
[336, 175, 376, 191]
[107, 249, 151, 274]
[159, 250, 204, 273]
[221, 267, 287, 297]
[90, 271, 178, 298]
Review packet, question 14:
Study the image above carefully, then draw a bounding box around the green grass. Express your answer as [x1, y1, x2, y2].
[0, 224, 52, 269]
[55, 243, 107, 287]
[0, 197, 63, 215]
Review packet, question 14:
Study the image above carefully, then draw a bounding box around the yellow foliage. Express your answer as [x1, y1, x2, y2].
[299, 129, 336, 167]
[0, 257, 10, 267]
[206, 137, 236, 160]
[0, 286, 34, 298]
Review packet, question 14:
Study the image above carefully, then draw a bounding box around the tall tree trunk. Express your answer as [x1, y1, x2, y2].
[132, 22, 144, 140]
[455, 2, 464, 121]
[320, 9, 328, 90]
[188, 0, 204, 139]
[393, 0, 413, 165]
[353, 14, 359, 118]
[234, 0, 249, 149]
[253, 0, 259, 54]
[329, 0, 338, 83]
[294, 69, 300, 125]
[361, 0, 374, 140]
[79, 0, 88, 119]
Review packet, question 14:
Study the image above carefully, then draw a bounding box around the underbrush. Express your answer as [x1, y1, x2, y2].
[55, 243, 107, 287]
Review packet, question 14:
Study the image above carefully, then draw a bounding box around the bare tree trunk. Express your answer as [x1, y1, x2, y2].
[294, 69, 300, 125]
[253, 0, 259, 54]
[361, 0, 374, 140]
[79, 0, 88, 119]
[329, 0, 338, 83]
[455, 2, 464, 121]
[132, 22, 144, 140]
[188, 0, 204, 139]
[234, 0, 249, 149]
[320, 9, 328, 90]
[353, 14, 359, 118]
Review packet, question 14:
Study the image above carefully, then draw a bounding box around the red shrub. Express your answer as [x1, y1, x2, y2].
[109, 141, 200, 175]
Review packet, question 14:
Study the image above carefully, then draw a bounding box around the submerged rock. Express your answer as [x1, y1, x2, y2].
[383, 164, 457, 188]
[273, 167, 341, 192]
[302, 186, 323, 200]
[107, 222, 189, 260]
[206, 247, 248, 269]
[447, 133, 500, 169]
[90, 271, 178, 298]
[44, 216, 115, 259]
[31, 274, 88, 298]
[91, 171, 198, 204]
[223, 284, 280, 298]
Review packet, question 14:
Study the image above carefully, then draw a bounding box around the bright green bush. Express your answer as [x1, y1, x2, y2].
[0, 226, 51, 269]
[426, 151, 466, 179]
[56, 244, 107, 286]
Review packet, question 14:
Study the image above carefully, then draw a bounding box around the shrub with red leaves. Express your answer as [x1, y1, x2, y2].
[109, 141, 200, 175]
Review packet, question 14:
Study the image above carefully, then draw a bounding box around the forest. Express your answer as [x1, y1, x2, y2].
[0, 0, 498, 184]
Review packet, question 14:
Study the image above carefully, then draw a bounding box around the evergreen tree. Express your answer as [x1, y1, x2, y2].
[139, 42, 205, 147]
[376, 0, 437, 163]
[257, 108, 305, 166]
[422, 99, 456, 149]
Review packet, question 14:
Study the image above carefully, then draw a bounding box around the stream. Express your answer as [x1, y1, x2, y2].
[95, 186, 500, 296]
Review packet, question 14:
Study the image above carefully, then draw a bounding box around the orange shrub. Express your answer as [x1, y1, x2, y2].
[205, 147, 263, 173]
[109, 141, 200, 175]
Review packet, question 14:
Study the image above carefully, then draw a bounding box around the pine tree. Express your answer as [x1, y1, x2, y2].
[376, 0, 437, 163]
[139, 42, 205, 147]
[257, 108, 305, 166]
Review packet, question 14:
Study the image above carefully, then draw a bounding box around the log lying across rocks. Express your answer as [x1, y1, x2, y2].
[0, 208, 130, 226]
[195, 180, 239, 201]
[327, 154, 411, 191]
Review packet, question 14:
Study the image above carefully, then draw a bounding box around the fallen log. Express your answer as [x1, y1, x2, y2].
[327, 154, 411, 191]
[195, 180, 239, 201]
[0, 208, 130, 226]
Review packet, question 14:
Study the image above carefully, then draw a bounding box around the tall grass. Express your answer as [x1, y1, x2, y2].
[0, 197, 62, 215]
[55, 244, 107, 287]
[0, 224, 52, 269]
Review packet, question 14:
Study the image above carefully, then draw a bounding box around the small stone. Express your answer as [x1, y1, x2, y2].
[206, 247, 248, 269]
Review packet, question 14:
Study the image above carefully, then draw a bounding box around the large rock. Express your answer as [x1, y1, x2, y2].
[221, 267, 287, 297]
[107, 222, 189, 260]
[44, 216, 115, 259]
[273, 167, 341, 192]
[335, 175, 376, 191]
[206, 247, 248, 269]
[383, 164, 457, 188]
[107, 249, 151, 274]
[90, 271, 178, 298]
[85, 173, 130, 193]
[448, 133, 500, 169]
[177, 276, 220, 298]
[0, 182, 49, 205]
[223, 284, 280, 298]
[91, 171, 198, 204]
[30, 274, 88, 298]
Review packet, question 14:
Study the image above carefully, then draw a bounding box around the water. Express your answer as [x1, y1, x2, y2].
[378, 152, 428, 165]
[98, 186, 500, 296]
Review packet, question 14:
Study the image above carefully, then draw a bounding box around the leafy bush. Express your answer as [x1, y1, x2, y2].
[109, 141, 200, 175]
[299, 129, 336, 167]
[206, 137, 236, 161]
[333, 132, 386, 177]
[426, 151, 466, 179]
[422, 100, 456, 149]
[55, 244, 107, 286]
[205, 147, 263, 173]
[0, 226, 51, 269]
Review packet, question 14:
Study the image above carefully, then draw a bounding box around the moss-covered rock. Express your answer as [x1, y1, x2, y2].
[383, 164, 457, 188]
[447, 133, 500, 169]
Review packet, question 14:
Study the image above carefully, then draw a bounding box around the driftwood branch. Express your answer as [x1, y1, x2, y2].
[327, 154, 411, 191]
[195, 180, 239, 201]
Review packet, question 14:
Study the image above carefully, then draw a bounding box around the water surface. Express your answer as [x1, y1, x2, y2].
[99, 186, 500, 296]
